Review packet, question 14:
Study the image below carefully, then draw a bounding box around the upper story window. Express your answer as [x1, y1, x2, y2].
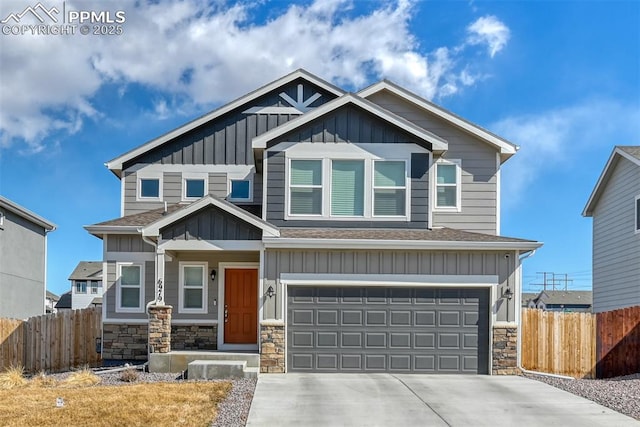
[229, 179, 252, 202]
[331, 160, 364, 216]
[183, 173, 208, 201]
[290, 160, 323, 215]
[137, 173, 162, 201]
[435, 159, 461, 211]
[287, 157, 409, 220]
[374, 161, 406, 216]
[635, 195, 640, 233]
[90, 280, 101, 294]
[75, 281, 87, 294]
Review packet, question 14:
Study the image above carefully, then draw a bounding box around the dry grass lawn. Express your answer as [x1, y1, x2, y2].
[0, 368, 232, 427]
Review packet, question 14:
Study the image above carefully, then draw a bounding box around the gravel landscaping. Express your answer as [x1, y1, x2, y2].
[525, 372, 640, 421]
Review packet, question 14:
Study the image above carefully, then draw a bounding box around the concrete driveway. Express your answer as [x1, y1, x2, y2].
[247, 374, 638, 426]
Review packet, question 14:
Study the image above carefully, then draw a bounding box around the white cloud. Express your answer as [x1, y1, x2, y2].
[466, 15, 510, 57]
[0, 0, 508, 151]
[493, 100, 640, 207]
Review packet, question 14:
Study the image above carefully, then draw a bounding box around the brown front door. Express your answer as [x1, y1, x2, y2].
[224, 268, 258, 344]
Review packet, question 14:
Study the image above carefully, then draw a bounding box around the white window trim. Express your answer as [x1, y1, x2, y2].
[287, 158, 324, 218]
[372, 159, 410, 219]
[286, 157, 411, 221]
[90, 281, 100, 294]
[75, 281, 87, 294]
[228, 176, 254, 203]
[635, 194, 640, 234]
[137, 172, 163, 202]
[116, 262, 145, 313]
[182, 173, 209, 201]
[434, 159, 462, 212]
[178, 261, 208, 314]
[0, 210, 4, 229]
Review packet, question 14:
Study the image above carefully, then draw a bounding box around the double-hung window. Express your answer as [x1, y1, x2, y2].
[435, 159, 461, 210]
[331, 160, 364, 216]
[117, 263, 143, 312]
[179, 263, 207, 313]
[90, 281, 100, 294]
[289, 160, 323, 215]
[373, 161, 407, 216]
[75, 281, 87, 294]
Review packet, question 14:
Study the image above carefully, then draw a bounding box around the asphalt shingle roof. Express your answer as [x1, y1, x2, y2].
[68, 261, 103, 280]
[93, 204, 184, 227]
[278, 227, 537, 243]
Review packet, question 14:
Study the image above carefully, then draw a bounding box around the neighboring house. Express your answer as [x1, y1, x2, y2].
[522, 291, 592, 313]
[68, 261, 104, 310]
[45, 290, 60, 314]
[583, 146, 640, 313]
[0, 196, 56, 319]
[85, 69, 542, 375]
[55, 291, 72, 312]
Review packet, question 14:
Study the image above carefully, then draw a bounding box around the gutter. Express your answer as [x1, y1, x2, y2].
[263, 238, 543, 251]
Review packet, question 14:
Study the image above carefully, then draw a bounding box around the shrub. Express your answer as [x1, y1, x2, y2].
[0, 365, 27, 389]
[120, 367, 139, 383]
[61, 367, 101, 387]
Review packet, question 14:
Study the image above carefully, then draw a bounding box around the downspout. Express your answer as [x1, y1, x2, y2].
[516, 250, 575, 380]
[141, 234, 162, 309]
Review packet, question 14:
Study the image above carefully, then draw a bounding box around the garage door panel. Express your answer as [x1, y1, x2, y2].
[287, 286, 489, 374]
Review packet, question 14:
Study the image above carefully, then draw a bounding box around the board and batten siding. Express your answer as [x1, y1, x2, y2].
[121, 80, 337, 170]
[367, 90, 499, 234]
[106, 235, 154, 253]
[104, 252, 259, 321]
[160, 205, 263, 241]
[592, 157, 640, 313]
[263, 249, 517, 321]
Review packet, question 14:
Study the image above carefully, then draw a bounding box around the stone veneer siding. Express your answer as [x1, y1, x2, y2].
[148, 305, 172, 354]
[102, 323, 148, 360]
[260, 321, 285, 373]
[171, 325, 217, 350]
[492, 326, 518, 375]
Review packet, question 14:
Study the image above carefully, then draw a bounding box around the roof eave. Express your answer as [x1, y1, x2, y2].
[358, 81, 518, 159]
[106, 69, 345, 173]
[84, 225, 142, 237]
[0, 196, 56, 231]
[263, 238, 543, 251]
[253, 93, 448, 152]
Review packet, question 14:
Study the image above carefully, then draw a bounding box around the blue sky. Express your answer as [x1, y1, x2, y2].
[0, 0, 638, 297]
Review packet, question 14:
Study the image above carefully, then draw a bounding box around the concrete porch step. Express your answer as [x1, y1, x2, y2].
[187, 360, 256, 380]
[149, 351, 260, 373]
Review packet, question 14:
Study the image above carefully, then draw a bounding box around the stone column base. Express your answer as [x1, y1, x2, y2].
[148, 305, 172, 354]
[260, 320, 285, 373]
[492, 326, 519, 375]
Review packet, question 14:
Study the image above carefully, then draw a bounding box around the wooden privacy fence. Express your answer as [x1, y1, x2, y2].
[0, 307, 102, 374]
[596, 305, 640, 378]
[521, 308, 596, 378]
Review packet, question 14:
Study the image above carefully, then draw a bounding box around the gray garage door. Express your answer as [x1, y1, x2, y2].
[287, 287, 489, 374]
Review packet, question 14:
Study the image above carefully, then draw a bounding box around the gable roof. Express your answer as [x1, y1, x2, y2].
[55, 291, 72, 309]
[583, 145, 640, 216]
[105, 69, 344, 177]
[0, 195, 56, 231]
[141, 195, 279, 237]
[68, 261, 103, 281]
[522, 291, 592, 307]
[358, 80, 518, 162]
[253, 93, 448, 152]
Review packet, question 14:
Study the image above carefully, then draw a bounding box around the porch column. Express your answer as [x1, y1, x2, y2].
[155, 248, 166, 305]
[148, 305, 172, 354]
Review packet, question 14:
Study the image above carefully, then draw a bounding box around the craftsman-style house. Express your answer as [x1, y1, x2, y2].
[86, 69, 541, 375]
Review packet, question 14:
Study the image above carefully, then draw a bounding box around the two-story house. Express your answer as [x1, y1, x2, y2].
[68, 261, 103, 310]
[583, 146, 640, 312]
[86, 69, 542, 374]
[0, 195, 56, 319]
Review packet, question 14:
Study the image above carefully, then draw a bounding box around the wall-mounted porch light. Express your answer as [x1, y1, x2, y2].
[210, 269, 217, 281]
[266, 285, 276, 298]
[503, 287, 513, 300]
